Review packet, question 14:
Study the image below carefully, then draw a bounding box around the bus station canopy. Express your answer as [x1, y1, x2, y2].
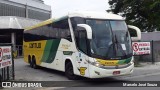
[0, 16, 41, 30]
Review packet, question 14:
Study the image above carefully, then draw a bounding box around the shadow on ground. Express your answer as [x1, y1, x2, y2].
[24, 65, 128, 87]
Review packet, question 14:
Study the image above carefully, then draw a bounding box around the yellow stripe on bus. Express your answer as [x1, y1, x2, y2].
[25, 19, 54, 30]
[96, 59, 119, 66]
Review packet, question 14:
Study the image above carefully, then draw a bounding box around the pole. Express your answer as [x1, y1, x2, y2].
[151, 40, 154, 64]
[12, 45, 15, 80]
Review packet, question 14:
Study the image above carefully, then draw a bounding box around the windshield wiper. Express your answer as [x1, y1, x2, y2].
[114, 34, 127, 56]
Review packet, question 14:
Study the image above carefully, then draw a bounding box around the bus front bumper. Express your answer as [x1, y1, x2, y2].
[88, 63, 134, 78]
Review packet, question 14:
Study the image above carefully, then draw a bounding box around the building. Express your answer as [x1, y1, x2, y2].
[0, 0, 51, 57]
[0, 0, 51, 20]
[0, 16, 41, 45]
[140, 32, 160, 62]
[141, 32, 160, 41]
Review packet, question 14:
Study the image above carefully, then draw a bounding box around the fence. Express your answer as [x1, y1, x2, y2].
[134, 40, 160, 64]
[0, 44, 15, 87]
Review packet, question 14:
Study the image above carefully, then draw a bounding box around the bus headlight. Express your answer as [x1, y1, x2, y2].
[94, 61, 100, 67]
[89, 61, 101, 67]
[86, 58, 104, 67]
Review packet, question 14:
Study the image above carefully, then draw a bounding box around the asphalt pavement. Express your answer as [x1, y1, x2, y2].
[1, 58, 160, 90]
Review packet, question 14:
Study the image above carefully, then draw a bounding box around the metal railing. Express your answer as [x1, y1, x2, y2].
[0, 44, 15, 87]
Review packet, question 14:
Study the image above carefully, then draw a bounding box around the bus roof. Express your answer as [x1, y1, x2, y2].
[25, 11, 124, 31]
[68, 11, 124, 20]
[25, 16, 69, 31]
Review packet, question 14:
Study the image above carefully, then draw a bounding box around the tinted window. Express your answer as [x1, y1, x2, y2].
[0, 3, 25, 17]
[24, 18, 72, 42]
[0, 3, 50, 20]
[28, 9, 50, 20]
[76, 31, 88, 54]
[110, 21, 127, 31]
[52, 19, 72, 41]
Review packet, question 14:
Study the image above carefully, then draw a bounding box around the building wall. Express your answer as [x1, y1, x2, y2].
[0, 3, 26, 17]
[138, 32, 160, 62]
[0, 0, 51, 20]
[142, 32, 160, 41]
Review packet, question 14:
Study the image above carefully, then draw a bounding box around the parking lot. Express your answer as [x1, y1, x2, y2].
[14, 58, 160, 81]
[1, 58, 160, 90]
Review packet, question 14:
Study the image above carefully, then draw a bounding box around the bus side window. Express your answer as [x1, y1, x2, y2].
[46, 24, 59, 39]
[55, 19, 72, 42]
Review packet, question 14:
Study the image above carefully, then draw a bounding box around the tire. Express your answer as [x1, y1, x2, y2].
[30, 60, 33, 68]
[65, 62, 78, 80]
[28, 57, 33, 68]
[32, 57, 38, 69]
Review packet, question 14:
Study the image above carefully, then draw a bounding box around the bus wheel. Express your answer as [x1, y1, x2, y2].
[65, 62, 78, 80]
[30, 61, 33, 68]
[28, 56, 33, 68]
[32, 57, 38, 69]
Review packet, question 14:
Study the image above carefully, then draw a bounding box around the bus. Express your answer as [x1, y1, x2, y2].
[23, 11, 141, 80]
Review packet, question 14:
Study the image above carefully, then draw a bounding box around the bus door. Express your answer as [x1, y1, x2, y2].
[76, 30, 89, 77]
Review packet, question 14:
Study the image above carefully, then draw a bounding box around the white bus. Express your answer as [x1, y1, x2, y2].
[23, 11, 141, 79]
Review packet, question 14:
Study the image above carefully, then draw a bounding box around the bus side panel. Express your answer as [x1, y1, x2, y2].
[39, 39, 60, 67]
[24, 38, 84, 76]
[58, 39, 78, 72]
[40, 39, 76, 71]
[57, 39, 89, 77]
[23, 40, 47, 65]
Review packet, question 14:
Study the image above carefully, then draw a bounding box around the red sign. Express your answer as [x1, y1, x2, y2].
[132, 42, 151, 55]
[132, 43, 139, 52]
[0, 46, 12, 69]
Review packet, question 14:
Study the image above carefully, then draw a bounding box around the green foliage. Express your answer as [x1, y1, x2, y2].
[107, 0, 160, 32]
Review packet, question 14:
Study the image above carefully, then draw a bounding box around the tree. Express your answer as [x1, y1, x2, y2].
[107, 0, 160, 32]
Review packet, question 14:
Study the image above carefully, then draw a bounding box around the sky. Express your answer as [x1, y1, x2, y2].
[44, 0, 109, 18]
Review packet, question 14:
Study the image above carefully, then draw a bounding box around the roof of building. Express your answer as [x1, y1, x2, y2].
[32, 0, 44, 3]
[1, 0, 51, 11]
[0, 16, 41, 30]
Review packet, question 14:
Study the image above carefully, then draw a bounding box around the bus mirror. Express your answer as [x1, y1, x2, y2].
[128, 25, 141, 41]
[77, 24, 92, 39]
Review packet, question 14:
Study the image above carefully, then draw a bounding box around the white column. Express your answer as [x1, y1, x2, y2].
[25, 4, 28, 18]
[11, 33, 16, 51]
[25, 0, 28, 18]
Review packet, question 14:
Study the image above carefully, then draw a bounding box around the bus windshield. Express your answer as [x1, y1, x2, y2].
[86, 20, 132, 59]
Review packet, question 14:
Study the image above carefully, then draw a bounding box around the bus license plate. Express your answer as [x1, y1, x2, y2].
[113, 71, 120, 75]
